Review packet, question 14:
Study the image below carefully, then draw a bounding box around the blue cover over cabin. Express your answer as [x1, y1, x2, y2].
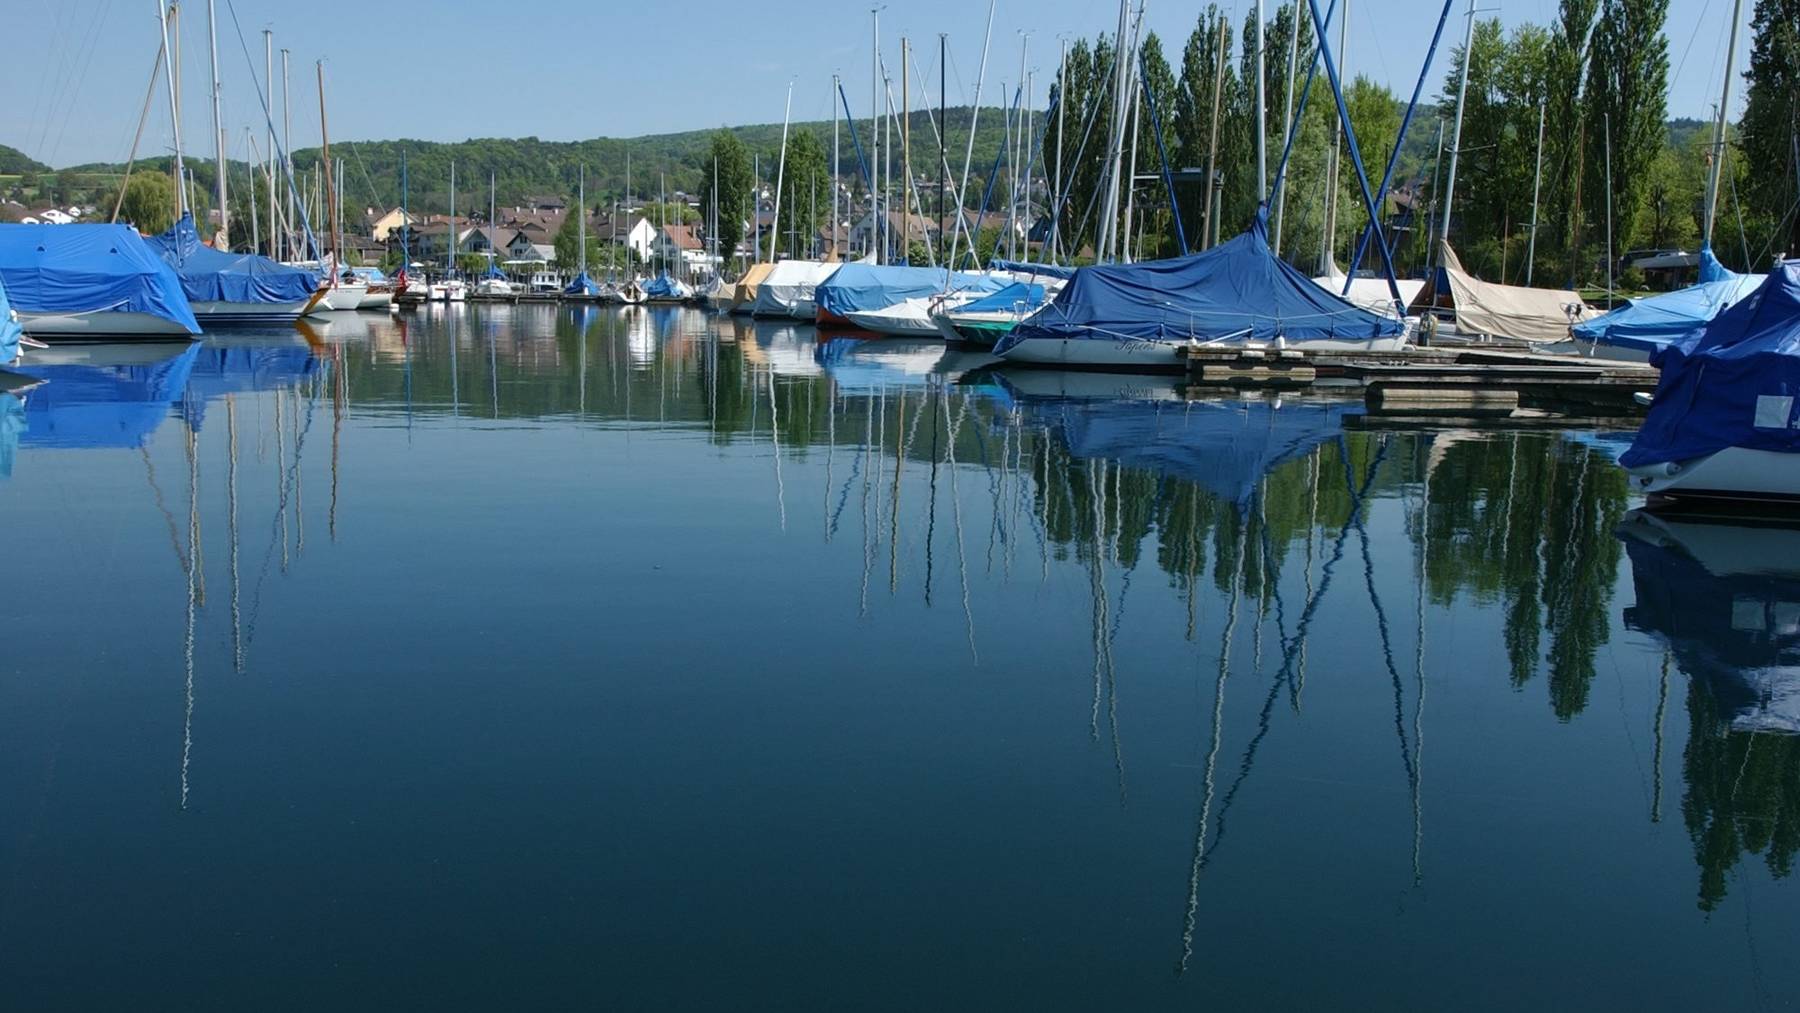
[0, 223, 200, 333]
[564, 272, 602, 296]
[993, 212, 1402, 354]
[143, 214, 320, 304]
[1622, 261, 1800, 468]
[815, 263, 1007, 318]
[1572, 248, 1763, 355]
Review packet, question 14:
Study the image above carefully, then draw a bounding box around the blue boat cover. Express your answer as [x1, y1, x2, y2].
[642, 273, 687, 299]
[816, 263, 1007, 317]
[564, 271, 602, 296]
[0, 223, 200, 333]
[0, 269, 20, 363]
[347, 265, 388, 284]
[988, 258, 1076, 280]
[1622, 260, 1800, 468]
[9, 343, 201, 449]
[144, 214, 319, 305]
[999, 381, 1357, 507]
[1572, 248, 1763, 354]
[957, 282, 1046, 315]
[994, 211, 1403, 354]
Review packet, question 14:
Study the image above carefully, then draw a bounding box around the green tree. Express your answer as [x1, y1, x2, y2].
[1135, 30, 1183, 257]
[109, 172, 177, 234]
[775, 128, 830, 259]
[1584, 0, 1670, 265]
[1546, 0, 1601, 285]
[1739, 0, 1800, 260]
[1174, 9, 1236, 249]
[700, 130, 753, 265]
[553, 207, 605, 269]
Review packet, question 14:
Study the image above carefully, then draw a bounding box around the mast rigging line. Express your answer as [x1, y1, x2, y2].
[222, 0, 319, 258]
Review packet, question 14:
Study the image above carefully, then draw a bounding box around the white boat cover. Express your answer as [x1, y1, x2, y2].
[752, 260, 837, 318]
[1410, 243, 1596, 343]
[1313, 257, 1425, 318]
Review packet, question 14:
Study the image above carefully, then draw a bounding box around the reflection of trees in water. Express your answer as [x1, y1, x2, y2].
[1417, 434, 1629, 720]
[1682, 683, 1800, 911]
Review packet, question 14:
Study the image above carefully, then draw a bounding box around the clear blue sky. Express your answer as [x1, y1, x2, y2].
[5, 0, 1758, 169]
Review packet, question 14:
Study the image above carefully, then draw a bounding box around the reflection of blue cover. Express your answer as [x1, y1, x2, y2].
[1572, 249, 1763, 354]
[1012, 388, 1356, 506]
[143, 213, 319, 304]
[957, 282, 1046, 315]
[564, 271, 602, 296]
[816, 263, 1006, 317]
[1621, 519, 1800, 733]
[0, 393, 21, 477]
[179, 343, 323, 430]
[10, 343, 201, 448]
[0, 269, 19, 363]
[994, 211, 1402, 354]
[1622, 261, 1800, 467]
[0, 223, 200, 333]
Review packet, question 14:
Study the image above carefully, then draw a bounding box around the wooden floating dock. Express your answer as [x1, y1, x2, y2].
[1180, 345, 1658, 418]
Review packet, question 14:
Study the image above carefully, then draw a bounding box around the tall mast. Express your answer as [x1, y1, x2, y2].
[156, 1, 186, 218]
[1321, 0, 1349, 272]
[902, 37, 911, 263]
[871, 7, 882, 263]
[1200, 21, 1226, 250]
[940, 35, 949, 266]
[207, 0, 227, 247]
[264, 30, 275, 258]
[833, 73, 841, 261]
[489, 172, 497, 276]
[1097, 0, 1133, 261]
[1053, 37, 1066, 264]
[1525, 99, 1546, 285]
[947, 0, 998, 271]
[1120, 17, 1145, 263]
[401, 148, 409, 278]
[1255, 0, 1267, 203]
[447, 161, 456, 275]
[316, 61, 338, 267]
[770, 81, 794, 263]
[579, 164, 588, 276]
[1274, 0, 1301, 254]
[1702, 0, 1746, 246]
[281, 48, 293, 256]
[1437, 0, 1475, 258]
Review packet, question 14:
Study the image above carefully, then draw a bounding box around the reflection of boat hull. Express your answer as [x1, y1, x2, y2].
[998, 331, 1412, 370]
[1628, 448, 1800, 509]
[18, 309, 197, 341]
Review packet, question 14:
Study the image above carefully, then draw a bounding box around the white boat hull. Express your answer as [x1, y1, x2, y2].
[18, 309, 196, 340]
[1628, 447, 1800, 506]
[314, 283, 368, 312]
[357, 288, 394, 310]
[437, 281, 467, 303]
[190, 298, 315, 325]
[1539, 337, 1653, 363]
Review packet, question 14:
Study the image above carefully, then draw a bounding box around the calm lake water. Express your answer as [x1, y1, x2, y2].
[2, 304, 1797, 1010]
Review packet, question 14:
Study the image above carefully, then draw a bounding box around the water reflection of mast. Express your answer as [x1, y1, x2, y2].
[890, 387, 905, 594]
[860, 388, 876, 616]
[330, 345, 343, 541]
[180, 417, 200, 811]
[944, 389, 978, 662]
[769, 369, 787, 531]
[1652, 653, 1668, 822]
[228, 396, 242, 673]
[924, 382, 940, 605]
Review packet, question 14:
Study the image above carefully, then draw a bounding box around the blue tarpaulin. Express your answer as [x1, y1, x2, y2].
[0, 393, 21, 477]
[957, 282, 1046, 315]
[816, 263, 1007, 318]
[996, 378, 1358, 507]
[1622, 261, 1800, 468]
[347, 266, 388, 284]
[0, 223, 199, 333]
[1572, 248, 1763, 355]
[0, 270, 20, 363]
[143, 214, 319, 304]
[987, 259, 1076, 280]
[9, 343, 201, 449]
[642, 274, 687, 299]
[564, 271, 602, 296]
[994, 211, 1403, 354]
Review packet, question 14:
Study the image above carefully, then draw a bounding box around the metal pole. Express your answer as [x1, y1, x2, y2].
[207, 0, 227, 247]
[156, 0, 186, 218]
[940, 34, 949, 265]
[1437, 0, 1475, 258]
[281, 48, 292, 257]
[1053, 37, 1066, 264]
[770, 81, 793, 263]
[1525, 99, 1545, 285]
[1703, 0, 1745, 245]
[872, 7, 882, 264]
[1200, 20, 1226, 251]
[1274, 0, 1301, 254]
[1604, 111, 1614, 309]
[1255, 0, 1267, 203]
[264, 30, 274, 258]
[902, 37, 911, 263]
[1321, 0, 1348, 272]
[833, 73, 841, 261]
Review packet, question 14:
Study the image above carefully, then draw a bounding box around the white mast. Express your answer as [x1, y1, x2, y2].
[264, 29, 275, 258]
[156, 0, 186, 219]
[1096, 0, 1134, 261]
[769, 81, 794, 263]
[281, 48, 293, 256]
[947, 0, 998, 271]
[832, 72, 841, 261]
[1702, 0, 1746, 245]
[1255, 0, 1267, 203]
[871, 7, 882, 263]
[578, 164, 587, 276]
[1525, 99, 1546, 284]
[207, 0, 227, 247]
[1274, 0, 1301, 254]
[1053, 37, 1066, 264]
[1321, 0, 1349, 272]
[1437, 0, 1476, 258]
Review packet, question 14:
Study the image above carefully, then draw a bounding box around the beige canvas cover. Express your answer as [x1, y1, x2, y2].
[1409, 243, 1596, 343]
[1313, 257, 1426, 318]
[731, 262, 776, 311]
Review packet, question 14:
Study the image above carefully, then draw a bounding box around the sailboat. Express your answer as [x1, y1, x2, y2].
[437, 162, 467, 302]
[564, 165, 602, 301]
[1621, 260, 1800, 506]
[0, 223, 202, 339]
[473, 174, 515, 298]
